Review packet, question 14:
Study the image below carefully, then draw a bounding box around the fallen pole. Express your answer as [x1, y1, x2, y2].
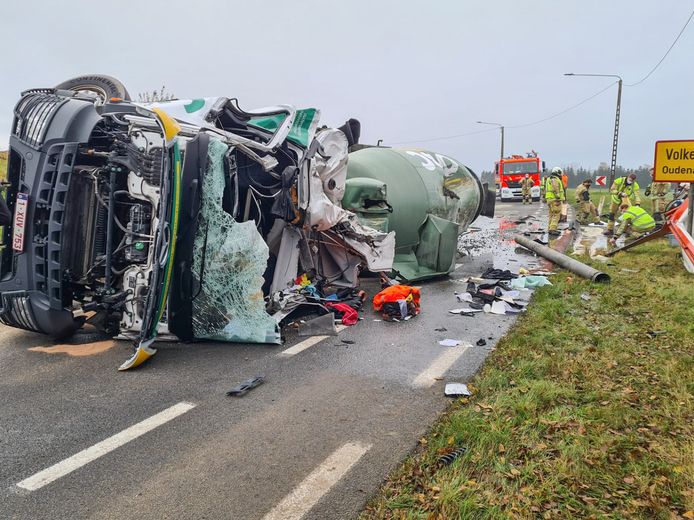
[513, 234, 610, 283]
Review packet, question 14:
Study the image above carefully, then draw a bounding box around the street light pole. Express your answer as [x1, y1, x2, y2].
[477, 121, 505, 163]
[564, 73, 622, 188]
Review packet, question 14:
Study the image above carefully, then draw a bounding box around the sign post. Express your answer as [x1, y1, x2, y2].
[653, 140, 694, 233]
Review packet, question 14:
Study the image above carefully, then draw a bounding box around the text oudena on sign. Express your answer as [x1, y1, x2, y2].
[653, 140, 694, 182]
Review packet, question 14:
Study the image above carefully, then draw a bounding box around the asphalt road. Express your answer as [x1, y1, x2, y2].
[0, 201, 551, 520]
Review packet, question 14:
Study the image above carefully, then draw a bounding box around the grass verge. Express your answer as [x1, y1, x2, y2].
[362, 241, 694, 519]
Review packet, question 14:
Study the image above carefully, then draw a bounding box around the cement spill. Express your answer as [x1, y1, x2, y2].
[29, 340, 117, 357]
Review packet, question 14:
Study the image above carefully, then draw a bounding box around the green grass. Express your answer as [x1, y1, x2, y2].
[0, 152, 7, 182]
[362, 242, 694, 519]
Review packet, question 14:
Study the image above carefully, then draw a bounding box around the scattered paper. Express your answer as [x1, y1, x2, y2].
[490, 300, 507, 315]
[580, 293, 591, 301]
[439, 339, 463, 347]
[503, 302, 523, 313]
[449, 308, 483, 314]
[445, 383, 472, 397]
[456, 292, 474, 303]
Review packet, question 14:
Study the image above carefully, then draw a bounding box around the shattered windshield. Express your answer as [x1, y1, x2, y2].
[191, 138, 281, 344]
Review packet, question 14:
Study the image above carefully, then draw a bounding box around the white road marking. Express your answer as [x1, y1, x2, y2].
[263, 442, 372, 520]
[413, 345, 471, 387]
[279, 325, 346, 357]
[16, 402, 196, 491]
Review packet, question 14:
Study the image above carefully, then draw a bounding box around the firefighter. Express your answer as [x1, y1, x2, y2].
[520, 173, 534, 205]
[605, 173, 640, 235]
[540, 176, 548, 203]
[645, 167, 668, 223]
[574, 178, 598, 224]
[609, 203, 656, 246]
[545, 167, 565, 236]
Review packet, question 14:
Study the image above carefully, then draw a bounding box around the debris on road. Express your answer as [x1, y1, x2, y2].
[298, 314, 338, 336]
[226, 376, 265, 397]
[448, 308, 481, 316]
[437, 446, 467, 465]
[476, 339, 487, 346]
[438, 339, 463, 347]
[481, 268, 518, 280]
[510, 275, 553, 289]
[444, 383, 472, 397]
[373, 284, 421, 322]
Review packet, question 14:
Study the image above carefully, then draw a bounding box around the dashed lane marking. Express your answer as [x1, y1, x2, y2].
[279, 325, 346, 357]
[262, 441, 372, 520]
[412, 344, 471, 387]
[16, 402, 196, 491]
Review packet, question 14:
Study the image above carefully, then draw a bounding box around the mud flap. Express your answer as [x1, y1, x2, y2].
[118, 338, 157, 371]
[481, 182, 496, 218]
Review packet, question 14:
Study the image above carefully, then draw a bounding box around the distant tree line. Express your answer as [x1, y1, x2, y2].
[479, 163, 654, 189]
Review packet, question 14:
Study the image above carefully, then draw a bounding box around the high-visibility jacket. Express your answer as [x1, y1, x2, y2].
[545, 176, 565, 201]
[617, 205, 655, 233]
[610, 177, 641, 204]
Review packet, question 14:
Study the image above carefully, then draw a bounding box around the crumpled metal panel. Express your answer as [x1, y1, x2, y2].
[191, 138, 280, 344]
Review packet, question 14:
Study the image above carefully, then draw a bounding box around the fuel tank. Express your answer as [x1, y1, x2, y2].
[344, 147, 495, 281]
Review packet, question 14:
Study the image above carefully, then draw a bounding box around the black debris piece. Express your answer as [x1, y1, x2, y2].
[434, 327, 448, 332]
[226, 376, 265, 397]
[341, 339, 356, 344]
[646, 330, 667, 339]
[476, 338, 487, 346]
[481, 268, 518, 280]
[438, 446, 467, 466]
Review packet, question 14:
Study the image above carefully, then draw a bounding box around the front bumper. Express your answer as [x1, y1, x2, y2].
[500, 187, 540, 200]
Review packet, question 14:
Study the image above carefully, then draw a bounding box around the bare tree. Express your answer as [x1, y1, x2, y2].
[137, 86, 176, 103]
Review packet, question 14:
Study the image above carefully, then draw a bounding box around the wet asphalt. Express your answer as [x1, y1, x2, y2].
[0, 201, 552, 520]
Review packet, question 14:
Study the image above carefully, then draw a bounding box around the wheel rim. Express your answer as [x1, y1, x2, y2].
[68, 85, 109, 103]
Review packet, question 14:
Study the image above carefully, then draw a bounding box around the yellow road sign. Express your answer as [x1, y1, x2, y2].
[653, 140, 694, 182]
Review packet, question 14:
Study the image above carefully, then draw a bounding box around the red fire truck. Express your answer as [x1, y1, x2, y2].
[495, 152, 545, 202]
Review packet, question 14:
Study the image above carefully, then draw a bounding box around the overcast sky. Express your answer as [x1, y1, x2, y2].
[3, 0, 692, 173]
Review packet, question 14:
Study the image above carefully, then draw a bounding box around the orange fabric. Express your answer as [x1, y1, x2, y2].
[373, 285, 421, 311]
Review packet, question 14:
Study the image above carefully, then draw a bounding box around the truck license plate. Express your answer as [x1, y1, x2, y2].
[12, 193, 29, 252]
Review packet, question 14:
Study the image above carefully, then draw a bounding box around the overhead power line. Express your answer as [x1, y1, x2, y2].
[626, 8, 694, 86]
[390, 127, 497, 146]
[506, 81, 617, 129]
[390, 81, 617, 145]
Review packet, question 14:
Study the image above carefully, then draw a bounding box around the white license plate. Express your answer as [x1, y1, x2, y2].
[12, 193, 29, 252]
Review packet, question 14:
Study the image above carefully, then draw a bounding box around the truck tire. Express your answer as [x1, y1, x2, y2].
[55, 74, 131, 101]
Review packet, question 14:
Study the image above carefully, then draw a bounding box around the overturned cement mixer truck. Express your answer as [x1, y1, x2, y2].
[0, 74, 494, 369]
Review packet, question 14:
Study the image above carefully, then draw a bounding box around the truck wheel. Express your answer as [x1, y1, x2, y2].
[55, 74, 131, 102]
